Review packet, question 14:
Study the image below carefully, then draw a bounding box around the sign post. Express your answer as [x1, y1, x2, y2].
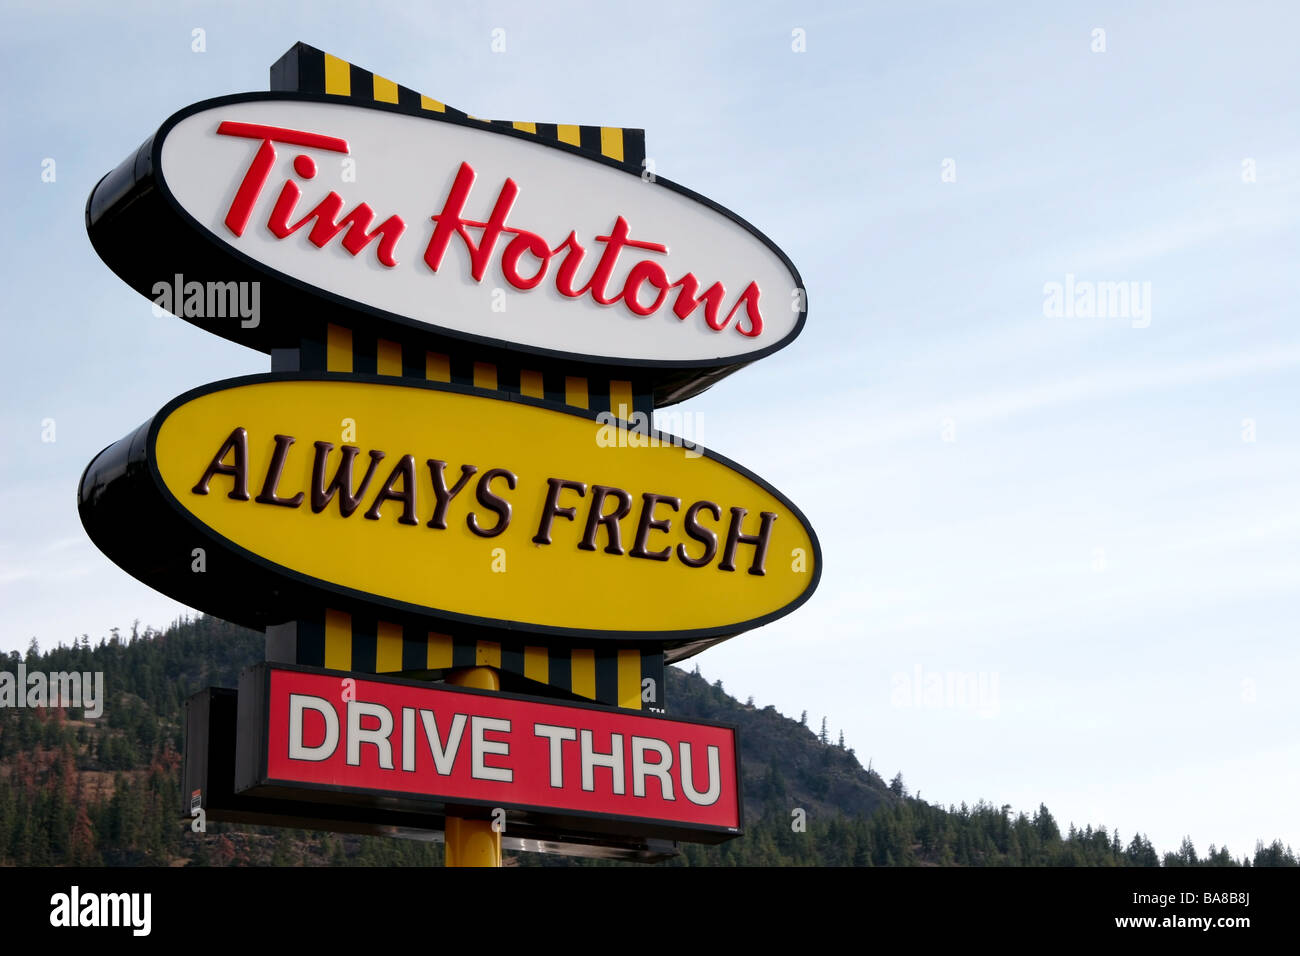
[82, 42, 817, 863]
[444, 666, 502, 867]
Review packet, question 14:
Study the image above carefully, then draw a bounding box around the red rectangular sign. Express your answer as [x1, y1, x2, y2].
[236, 664, 741, 841]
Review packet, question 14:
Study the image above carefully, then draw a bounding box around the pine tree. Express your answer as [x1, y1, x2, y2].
[1253, 840, 1297, 867]
[1033, 803, 1060, 843]
[1126, 833, 1159, 867]
[819, 717, 829, 745]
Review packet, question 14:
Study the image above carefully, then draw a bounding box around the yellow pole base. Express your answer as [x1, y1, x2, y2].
[444, 666, 502, 867]
[445, 816, 502, 867]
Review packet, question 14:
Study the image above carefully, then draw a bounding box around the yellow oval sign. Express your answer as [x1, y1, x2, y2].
[88, 375, 818, 641]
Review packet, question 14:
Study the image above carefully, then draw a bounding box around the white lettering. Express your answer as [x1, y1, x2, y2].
[679, 742, 721, 806]
[580, 730, 625, 795]
[533, 723, 577, 787]
[346, 700, 394, 769]
[630, 735, 675, 799]
[289, 694, 340, 761]
[471, 715, 512, 782]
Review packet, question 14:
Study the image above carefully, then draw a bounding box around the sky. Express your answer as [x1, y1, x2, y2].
[1, 1, 1297, 859]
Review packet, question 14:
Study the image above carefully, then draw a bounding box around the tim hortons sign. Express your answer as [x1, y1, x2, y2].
[78, 374, 819, 645]
[85, 42, 818, 857]
[86, 93, 807, 398]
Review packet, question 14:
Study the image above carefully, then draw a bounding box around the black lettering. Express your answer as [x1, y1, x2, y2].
[254, 434, 305, 508]
[468, 468, 517, 537]
[579, 485, 633, 554]
[311, 443, 385, 516]
[364, 454, 419, 525]
[427, 460, 478, 529]
[630, 493, 680, 561]
[192, 427, 250, 500]
[532, 478, 587, 545]
[677, 500, 721, 567]
[718, 507, 777, 575]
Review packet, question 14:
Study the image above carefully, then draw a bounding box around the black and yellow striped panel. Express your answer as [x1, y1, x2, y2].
[297, 321, 648, 421]
[278, 608, 665, 711]
[269, 42, 647, 175]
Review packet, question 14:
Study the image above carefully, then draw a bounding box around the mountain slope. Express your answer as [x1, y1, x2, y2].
[0, 616, 1294, 867]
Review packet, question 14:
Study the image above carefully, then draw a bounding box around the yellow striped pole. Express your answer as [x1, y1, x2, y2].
[443, 666, 502, 867]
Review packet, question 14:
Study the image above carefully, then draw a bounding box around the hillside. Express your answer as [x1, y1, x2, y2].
[0, 616, 1295, 867]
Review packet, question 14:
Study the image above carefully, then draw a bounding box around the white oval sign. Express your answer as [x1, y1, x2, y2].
[142, 94, 805, 366]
